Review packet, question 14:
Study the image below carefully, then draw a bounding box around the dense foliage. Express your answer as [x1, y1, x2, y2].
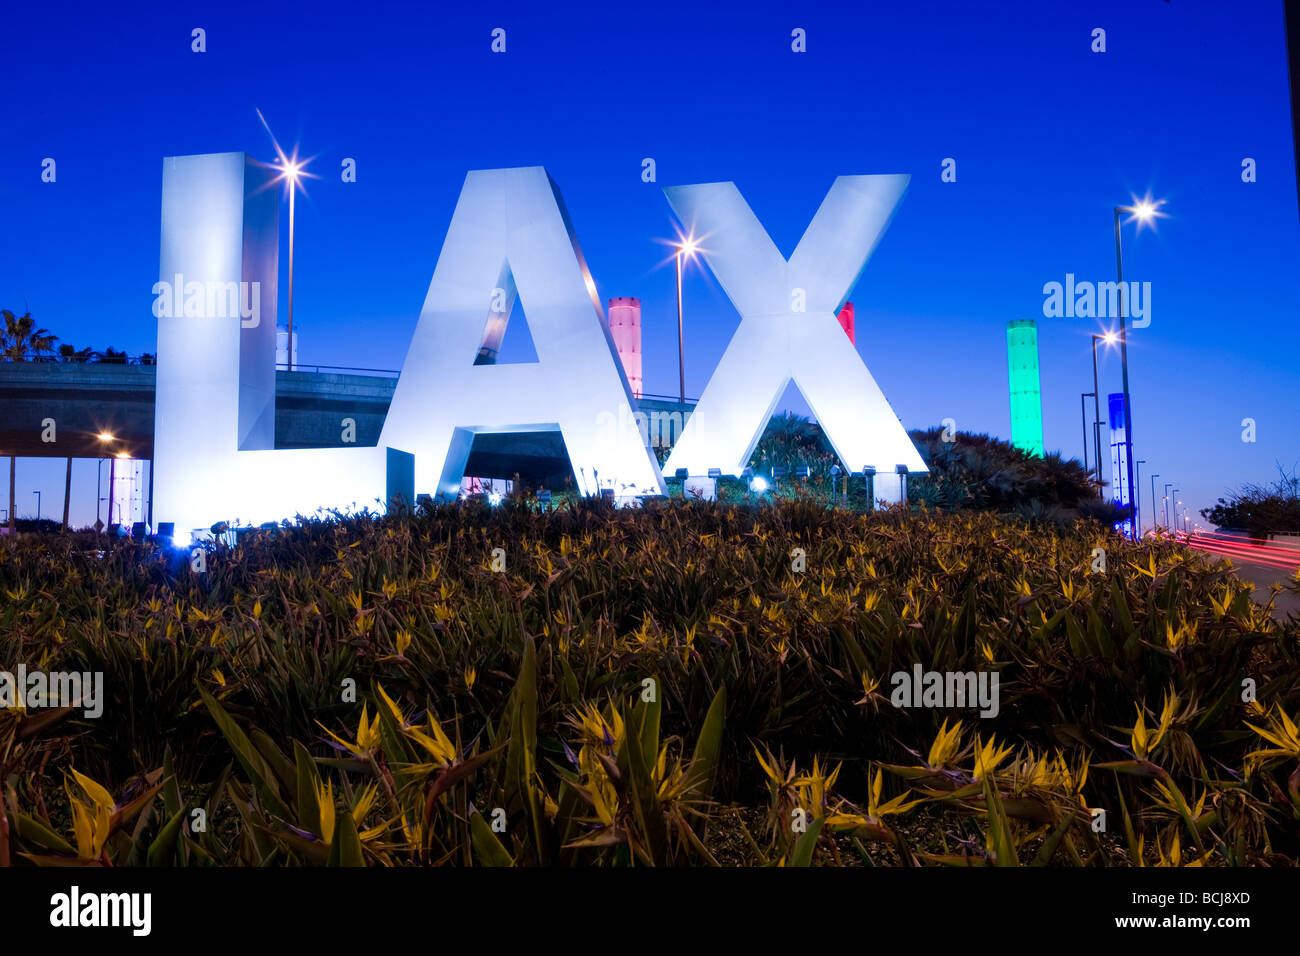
[746, 416, 1099, 518]
[1202, 465, 1300, 537]
[2, 500, 1297, 866]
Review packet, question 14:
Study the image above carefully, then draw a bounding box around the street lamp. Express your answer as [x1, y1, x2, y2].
[32, 490, 40, 521]
[1135, 459, 1146, 535]
[673, 234, 699, 404]
[1149, 472, 1159, 531]
[1164, 482, 1174, 530]
[1080, 391, 1094, 480]
[258, 109, 315, 373]
[95, 431, 115, 529]
[1112, 195, 1166, 538]
[109, 450, 130, 527]
[1089, 332, 1116, 491]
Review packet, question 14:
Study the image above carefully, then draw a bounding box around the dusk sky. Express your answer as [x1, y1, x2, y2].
[2, 0, 1297, 527]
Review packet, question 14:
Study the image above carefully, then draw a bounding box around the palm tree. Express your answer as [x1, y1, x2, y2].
[57, 343, 95, 362]
[2, 310, 59, 536]
[1, 309, 58, 361]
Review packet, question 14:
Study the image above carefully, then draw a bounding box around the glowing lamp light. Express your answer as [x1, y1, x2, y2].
[750, 475, 768, 493]
[679, 236, 699, 257]
[97, 432, 115, 442]
[114, 451, 130, 459]
[488, 492, 502, 506]
[1120, 193, 1168, 232]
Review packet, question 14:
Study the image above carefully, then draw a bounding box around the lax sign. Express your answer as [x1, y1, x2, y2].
[152, 154, 925, 537]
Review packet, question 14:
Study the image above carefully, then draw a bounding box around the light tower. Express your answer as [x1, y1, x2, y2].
[1006, 320, 1045, 458]
[607, 297, 643, 398]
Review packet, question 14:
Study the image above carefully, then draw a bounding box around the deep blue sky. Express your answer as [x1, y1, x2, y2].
[2, 0, 1297, 528]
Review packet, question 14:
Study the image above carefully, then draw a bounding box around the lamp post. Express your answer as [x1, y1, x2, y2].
[286, 163, 297, 370]
[674, 236, 698, 405]
[95, 432, 114, 530]
[113, 451, 131, 528]
[1090, 333, 1115, 492]
[1080, 392, 1094, 480]
[1172, 490, 1181, 534]
[274, 157, 308, 371]
[1164, 483, 1173, 530]
[108, 454, 117, 527]
[32, 490, 41, 521]
[1135, 459, 1146, 536]
[258, 110, 314, 373]
[1112, 196, 1165, 537]
[1149, 472, 1159, 532]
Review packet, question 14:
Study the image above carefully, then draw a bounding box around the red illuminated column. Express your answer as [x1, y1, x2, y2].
[608, 297, 643, 397]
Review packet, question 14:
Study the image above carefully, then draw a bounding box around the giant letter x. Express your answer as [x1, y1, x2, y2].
[662, 175, 928, 478]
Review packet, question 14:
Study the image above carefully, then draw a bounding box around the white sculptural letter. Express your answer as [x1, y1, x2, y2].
[661, 175, 927, 501]
[379, 166, 665, 499]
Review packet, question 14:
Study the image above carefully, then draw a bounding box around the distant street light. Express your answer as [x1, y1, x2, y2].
[1149, 472, 1160, 531]
[1135, 459, 1146, 535]
[1080, 392, 1094, 480]
[32, 490, 41, 521]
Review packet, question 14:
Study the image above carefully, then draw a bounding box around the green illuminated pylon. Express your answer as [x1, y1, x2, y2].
[1006, 320, 1044, 458]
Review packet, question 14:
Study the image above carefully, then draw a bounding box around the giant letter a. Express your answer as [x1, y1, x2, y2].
[379, 167, 665, 498]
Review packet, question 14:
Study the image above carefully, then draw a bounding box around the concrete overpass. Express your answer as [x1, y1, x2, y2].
[0, 360, 695, 519]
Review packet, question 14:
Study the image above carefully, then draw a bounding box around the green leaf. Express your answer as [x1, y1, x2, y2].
[294, 740, 322, 835]
[470, 810, 514, 867]
[326, 810, 365, 867]
[685, 685, 726, 799]
[558, 654, 581, 703]
[981, 774, 1018, 866]
[1110, 577, 1136, 640]
[200, 688, 292, 820]
[147, 808, 187, 867]
[1029, 811, 1076, 866]
[1116, 782, 1142, 866]
[622, 706, 670, 866]
[251, 729, 297, 797]
[638, 683, 661, 779]
[789, 816, 824, 867]
[13, 813, 76, 855]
